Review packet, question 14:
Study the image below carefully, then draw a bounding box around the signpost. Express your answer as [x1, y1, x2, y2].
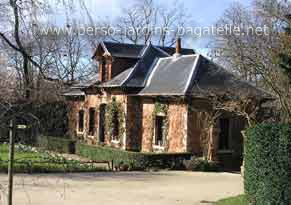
[7, 121, 26, 205]
[7, 120, 15, 205]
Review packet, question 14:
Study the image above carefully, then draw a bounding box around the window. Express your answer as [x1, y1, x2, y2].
[112, 111, 119, 141]
[88, 108, 96, 136]
[101, 60, 107, 82]
[78, 110, 84, 132]
[155, 116, 166, 146]
[99, 104, 106, 143]
[219, 118, 230, 150]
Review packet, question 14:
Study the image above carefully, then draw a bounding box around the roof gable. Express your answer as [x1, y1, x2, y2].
[102, 44, 171, 87]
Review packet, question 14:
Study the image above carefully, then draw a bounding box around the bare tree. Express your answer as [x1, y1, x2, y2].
[210, 0, 291, 122]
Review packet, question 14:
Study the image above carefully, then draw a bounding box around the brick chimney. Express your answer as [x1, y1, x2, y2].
[174, 37, 182, 58]
[176, 37, 181, 54]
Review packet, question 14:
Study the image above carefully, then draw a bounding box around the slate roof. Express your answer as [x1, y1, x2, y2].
[67, 41, 272, 100]
[102, 43, 171, 87]
[139, 55, 198, 95]
[93, 41, 195, 59]
[188, 55, 272, 99]
[138, 54, 272, 99]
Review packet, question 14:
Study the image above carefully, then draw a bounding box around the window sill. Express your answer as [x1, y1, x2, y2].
[87, 135, 95, 139]
[217, 150, 234, 154]
[153, 145, 165, 150]
[111, 140, 120, 144]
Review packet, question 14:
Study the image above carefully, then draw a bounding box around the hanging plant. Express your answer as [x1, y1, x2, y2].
[105, 97, 125, 141]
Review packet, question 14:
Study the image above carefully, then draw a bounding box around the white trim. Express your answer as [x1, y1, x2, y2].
[184, 54, 200, 94]
[120, 44, 152, 86]
[77, 131, 85, 135]
[139, 43, 150, 57]
[145, 58, 165, 87]
[120, 67, 136, 86]
[142, 57, 159, 86]
[153, 145, 165, 150]
[100, 41, 111, 56]
[87, 135, 95, 139]
[111, 140, 120, 144]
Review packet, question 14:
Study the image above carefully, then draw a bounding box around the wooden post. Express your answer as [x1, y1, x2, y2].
[8, 120, 15, 205]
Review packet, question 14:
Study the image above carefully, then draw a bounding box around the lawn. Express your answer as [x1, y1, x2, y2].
[215, 195, 248, 205]
[0, 143, 106, 173]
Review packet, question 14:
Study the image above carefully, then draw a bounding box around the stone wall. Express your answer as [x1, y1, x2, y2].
[141, 99, 188, 153]
[187, 108, 205, 155]
[141, 99, 155, 152]
[126, 96, 143, 151]
[167, 102, 188, 152]
[67, 91, 128, 149]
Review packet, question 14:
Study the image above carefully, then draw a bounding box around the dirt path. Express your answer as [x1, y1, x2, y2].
[0, 171, 243, 205]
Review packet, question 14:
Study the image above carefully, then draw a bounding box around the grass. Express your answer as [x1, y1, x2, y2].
[215, 195, 248, 205]
[0, 144, 42, 161]
[0, 143, 107, 173]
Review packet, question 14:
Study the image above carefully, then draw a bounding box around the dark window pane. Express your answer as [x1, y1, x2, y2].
[155, 116, 165, 146]
[89, 108, 95, 135]
[78, 110, 84, 132]
[112, 111, 119, 140]
[219, 118, 230, 150]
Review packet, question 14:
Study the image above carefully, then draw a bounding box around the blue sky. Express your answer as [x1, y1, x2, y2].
[52, 0, 253, 55]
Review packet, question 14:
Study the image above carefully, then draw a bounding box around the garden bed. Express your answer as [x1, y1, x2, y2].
[0, 143, 107, 173]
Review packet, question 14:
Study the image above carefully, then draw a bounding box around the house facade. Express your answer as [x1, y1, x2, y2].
[64, 39, 272, 166]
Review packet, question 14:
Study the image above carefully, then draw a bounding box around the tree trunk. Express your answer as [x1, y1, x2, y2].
[207, 124, 219, 161]
[23, 56, 32, 99]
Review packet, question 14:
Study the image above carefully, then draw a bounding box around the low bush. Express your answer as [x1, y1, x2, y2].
[0, 160, 106, 173]
[244, 124, 291, 205]
[76, 143, 192, 170]
[37, 136, 75, 154]
[183, 157, 219, 172]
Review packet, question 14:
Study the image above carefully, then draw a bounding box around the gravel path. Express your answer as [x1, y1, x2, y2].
[0, 171, 243, 205]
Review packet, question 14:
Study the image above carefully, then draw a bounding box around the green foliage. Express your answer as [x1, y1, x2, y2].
[244, 124, 291, 205]
[105, 97, 125, 140]
[154, 101, 169, 114]
[183, 157, 219, 172]
[0, 143, 106, 173]
[215, 195, 247, 205]
[76, 143, 192, 170]
[37, 136, 76, 154]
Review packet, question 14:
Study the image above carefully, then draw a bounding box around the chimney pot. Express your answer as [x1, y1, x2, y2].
[176, 37, 181, 54]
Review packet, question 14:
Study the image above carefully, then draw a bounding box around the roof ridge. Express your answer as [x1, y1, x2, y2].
[184, 54, 200, 94]
[103, 41, 193, 51]
[120, 44, 152, 86]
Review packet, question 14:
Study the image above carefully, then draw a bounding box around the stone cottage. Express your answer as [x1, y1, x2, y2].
[64, 39, 272, 166]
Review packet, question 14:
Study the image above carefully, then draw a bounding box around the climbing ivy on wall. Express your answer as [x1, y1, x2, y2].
[105, 97, 125, 141]
[151, 101, 169, 151]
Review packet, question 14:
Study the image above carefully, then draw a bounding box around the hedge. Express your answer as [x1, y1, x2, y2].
[76, 143, 192, 170]
[0, 161, 106, 173]
[37, 136, 76, 154]
[244, 124, 291, 205]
